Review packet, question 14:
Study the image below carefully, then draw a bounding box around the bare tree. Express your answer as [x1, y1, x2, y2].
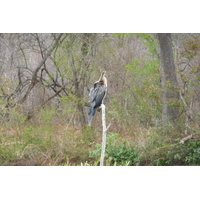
[18, 33, 63, 104]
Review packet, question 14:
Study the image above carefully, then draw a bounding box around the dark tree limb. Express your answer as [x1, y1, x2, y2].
[18, 33, 63, 104]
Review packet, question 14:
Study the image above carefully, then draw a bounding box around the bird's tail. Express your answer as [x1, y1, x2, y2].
[88, 107, 96, 126]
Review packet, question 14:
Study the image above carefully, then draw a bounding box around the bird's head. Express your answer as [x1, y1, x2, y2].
[97, 71, 107, 86]
[102, 71, 106, 76]
[101, 71, 107, 86]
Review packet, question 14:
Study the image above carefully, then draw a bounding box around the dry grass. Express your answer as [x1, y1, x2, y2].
[1, 109, 199, 166]
[0, 122, 94, 166]
[0, 115, 143, 166]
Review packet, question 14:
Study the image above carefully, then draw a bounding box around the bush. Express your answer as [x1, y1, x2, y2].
[150, 139, 200, 166]
[90, 133, 140, 166]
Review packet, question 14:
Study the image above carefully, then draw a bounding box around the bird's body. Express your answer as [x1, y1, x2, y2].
[88, 71, 107, 126]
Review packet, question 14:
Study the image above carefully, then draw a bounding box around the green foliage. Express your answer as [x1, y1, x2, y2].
[0, 122, 92, 166]
[0, 125, 54, 165]
[134, 33, 158, 57]
[0, 141, 18, 165]
[123, 59, 161, 126]
[148, 138, 200, 166]
[108, 57, 162, 126]
[1, 33, 200, 166]
[90, 133, 140, 166]
[112, 33, 158, 57]
[0, 104, 27, 126]
[39, 107, 57, 123]
[181, 36, 200, 60]
[184, 141, 200, 165]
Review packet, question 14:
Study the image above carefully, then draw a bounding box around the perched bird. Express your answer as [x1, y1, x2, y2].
[88, 71, 107, 126]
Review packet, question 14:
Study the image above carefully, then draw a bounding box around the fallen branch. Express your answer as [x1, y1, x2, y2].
[180, 134, 193, 144]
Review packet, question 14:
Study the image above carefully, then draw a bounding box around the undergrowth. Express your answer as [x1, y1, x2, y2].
[89, 133, 141, 166]
[0, 123, 93, 166]
[0, 107, 200, 166]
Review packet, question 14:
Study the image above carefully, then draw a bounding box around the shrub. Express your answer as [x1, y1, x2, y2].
[89, 133, 140, 166]
[150, 139, 200, 166]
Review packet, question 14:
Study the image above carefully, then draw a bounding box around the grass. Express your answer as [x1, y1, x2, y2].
[0, 107, 200, 166]
[0, 122, 93, 166]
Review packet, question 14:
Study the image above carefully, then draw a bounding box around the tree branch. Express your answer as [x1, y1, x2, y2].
[18, 33, 63, 104]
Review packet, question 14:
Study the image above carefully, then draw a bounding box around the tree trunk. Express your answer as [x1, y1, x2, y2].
[157, 33, 180, 123]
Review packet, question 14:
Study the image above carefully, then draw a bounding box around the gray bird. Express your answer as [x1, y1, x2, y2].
[88, 71, 107, 126]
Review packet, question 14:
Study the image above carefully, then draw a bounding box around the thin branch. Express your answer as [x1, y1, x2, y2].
[41, 83, 67, 107]
[18, 33, 63, 104]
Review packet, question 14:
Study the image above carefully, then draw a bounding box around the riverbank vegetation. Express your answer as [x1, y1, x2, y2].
[0, 33, 200, 165]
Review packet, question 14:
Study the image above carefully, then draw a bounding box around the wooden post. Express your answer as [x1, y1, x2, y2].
[100, 104, 106, 166]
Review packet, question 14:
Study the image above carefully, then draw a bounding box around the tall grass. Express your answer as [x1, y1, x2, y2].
[0, 105, 200, 166]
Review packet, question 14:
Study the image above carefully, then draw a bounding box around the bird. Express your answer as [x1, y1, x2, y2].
[88, 71, 107, 126]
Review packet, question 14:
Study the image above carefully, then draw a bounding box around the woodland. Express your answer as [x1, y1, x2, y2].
[0, 33, 200, 166]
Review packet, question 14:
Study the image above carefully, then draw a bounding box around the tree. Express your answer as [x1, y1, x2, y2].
[18, 33, 64, 104]
[157, 33, 180, 124]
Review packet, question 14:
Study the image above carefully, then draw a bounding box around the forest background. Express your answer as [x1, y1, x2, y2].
[0, 33, 200, 166]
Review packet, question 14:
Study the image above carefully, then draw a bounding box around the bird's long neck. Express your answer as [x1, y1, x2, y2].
[102, 76, 107, 86]
[99, 72, 107, 86]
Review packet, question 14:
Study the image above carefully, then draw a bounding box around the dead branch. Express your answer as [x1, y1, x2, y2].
[100, 104, 112, 166]
[180, 134, 193, 144]
[18, 33, 63, 104]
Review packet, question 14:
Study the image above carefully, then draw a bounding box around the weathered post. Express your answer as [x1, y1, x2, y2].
[100, 104, 106, 166]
